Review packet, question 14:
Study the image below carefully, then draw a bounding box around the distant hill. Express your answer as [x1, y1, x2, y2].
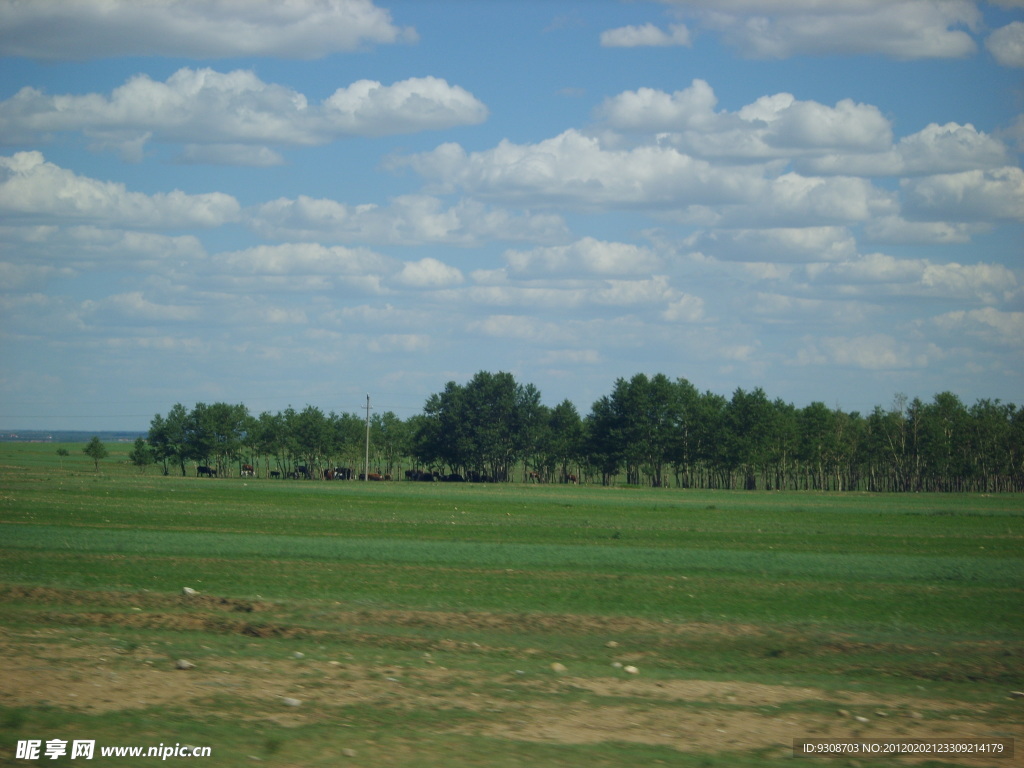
[0, 430, 146, 443]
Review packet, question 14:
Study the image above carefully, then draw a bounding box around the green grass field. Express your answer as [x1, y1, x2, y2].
[0, 441, 1021, 767]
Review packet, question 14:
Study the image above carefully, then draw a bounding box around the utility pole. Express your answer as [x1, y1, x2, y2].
[364, 393, 371, 481]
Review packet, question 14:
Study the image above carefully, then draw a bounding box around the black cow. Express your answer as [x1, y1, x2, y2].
[197, 465, 216, 477]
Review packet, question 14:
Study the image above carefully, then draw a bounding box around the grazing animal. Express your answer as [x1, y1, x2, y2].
[197, 465, 216, 477]
[269, 470, 281, 479]
[360, 472, 385, 481]
[334, 467, 352, 480]
[240, 463, 254, 477]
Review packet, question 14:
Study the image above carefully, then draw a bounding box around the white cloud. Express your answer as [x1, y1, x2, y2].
[399, 129, 765, 208]
[737, 93, 892, 151]
[986, 21, 1024, 67]
[0, 0, 416, 60]
[662, 0, 980, 60]
[0, 224, 207, 270]
[901, 167, 1024, 221]
[700, 173, 897, 228]
[323, 77, 488, 135]
[691, 226, 857, 262]
[863, 216, 981, 244]
[394, 258, 465, 289]
[471, 315, 579, 344]
[661, 294, 705, 322]
[0, 261, 73, 290]
[0, 152, 240, 227]
[797, 333, 941, 370]
[82, 292, 200, 323]
[366, 334, 434, 354]
[599, 81, 892, 157]
[799, 122, 1010, 176]
[400, 126, 900, 227]
[600, 23, 691, 47]
[504, 238, 661, 276]
[251, 194, 566, 245]
[804, 253, 1018, 304]
[595, 275, 676, 306]
[0, 70, 487, 161]
[218, 243, 392, 277]
[930, 307, 1024, 346]
[596, 80, 720, 133]
[747, 293, 872, 326]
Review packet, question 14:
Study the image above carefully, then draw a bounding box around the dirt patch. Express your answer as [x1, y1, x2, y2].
[335, 607, 766, 639]
[2, 587, 1020, 763]
[1, 585, 266, 614]
[466, 701, 1017, 764]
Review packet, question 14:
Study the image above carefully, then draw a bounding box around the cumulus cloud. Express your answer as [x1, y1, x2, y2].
[701, 173, 897, 228]
[0, 70, 487, 162]
[218, 243, 392, 279]
[596, 80, 720, 133]
[797, 333, 941, 370]
[901, 167, 1024, 221]
[799, 122, 1010, 177]
[401, 129, 903, 227]
[660, 0, 980, 60]
[691, 226, 858, 262]
[251, 194, 566, 245]
[986, 21, 1024, 67]
[930, 307, 1024, 346]
[598, 80, 892, 157]
[394, 258, 465, 289]
[804, 253, 1018, 304]
[600, 23, 691, 47]
[661, 293, 705, 322]
[0, 151, 240, 228]
[82, 292, 201, 323]
[862, 216, 981, 245]
[0, 0, 416, 60]
[504, 238, 661, 275]
[399, 129, 764, 208]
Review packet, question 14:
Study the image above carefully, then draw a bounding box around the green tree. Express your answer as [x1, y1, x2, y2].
[83, 436, 108, 472]
[723, 387, 775, 489]
[56, 447, 69, 470]
[545, 399, 583, 483]
[185, 402, 250, 475]
[148, 403, 190, 476]
[129, 437, 155, 474]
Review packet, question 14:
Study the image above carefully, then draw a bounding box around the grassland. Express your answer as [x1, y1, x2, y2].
[0, 441, 1021, 767]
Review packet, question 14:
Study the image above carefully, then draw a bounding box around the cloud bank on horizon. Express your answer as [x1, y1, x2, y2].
[0, 0, 1021, 430]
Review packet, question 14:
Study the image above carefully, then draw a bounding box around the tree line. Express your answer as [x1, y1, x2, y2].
[146, 371, 1024, 492]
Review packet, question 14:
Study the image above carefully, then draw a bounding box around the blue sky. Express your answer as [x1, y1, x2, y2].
[1, 0, 1022, 431]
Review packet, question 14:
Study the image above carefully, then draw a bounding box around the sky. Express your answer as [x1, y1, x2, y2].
[0, 0, 1022, 432]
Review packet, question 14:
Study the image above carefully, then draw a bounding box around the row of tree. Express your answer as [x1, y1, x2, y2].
[147, 372, 1024, 492]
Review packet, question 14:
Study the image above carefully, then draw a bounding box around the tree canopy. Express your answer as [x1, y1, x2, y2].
[147, 372, 1024, 492]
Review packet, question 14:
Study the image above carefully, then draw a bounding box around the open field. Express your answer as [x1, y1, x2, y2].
[1, 442, 1022, 766]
